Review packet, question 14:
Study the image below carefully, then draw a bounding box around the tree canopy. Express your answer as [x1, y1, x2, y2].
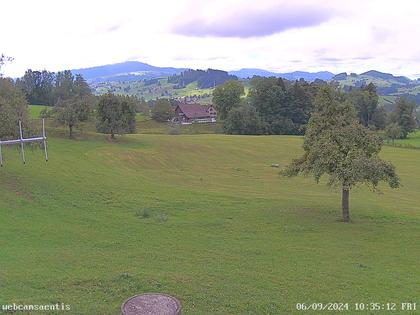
[223, 102, 266, 135]
[212, 80, 245, 120]
[16, 69, 93, 107]
[390, 97, 416, 138]
[0, 78, 29, 139]
[96, 93, 136, 138]
[151, 98, 173, 122]
[281, 86, 399, 222]
[346, 83, 383, 129]
[240, 77, 320, 135]
[48, 73, 95, 137]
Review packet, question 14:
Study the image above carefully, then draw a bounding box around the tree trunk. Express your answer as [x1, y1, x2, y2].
[342, 186, 350, 222]
[111, 131, 115, 139]
[69, 125, 73, 138]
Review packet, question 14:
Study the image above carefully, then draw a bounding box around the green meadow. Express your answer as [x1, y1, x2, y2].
[93, 80, 214, 104]
[0, 113, 419, 314]
[394, 130, 420, 148]
[27, 105, 48, 119]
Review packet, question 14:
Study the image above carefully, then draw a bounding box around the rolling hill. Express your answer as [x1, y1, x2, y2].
[92, 80, 214, 104]
[331, 70, 420, 109]
[1, 123, 420, 313]
[72, 61, 420, 109]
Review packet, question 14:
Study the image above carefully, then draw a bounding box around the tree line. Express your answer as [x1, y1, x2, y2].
[0, 64, 139, 139]
[1, 59, 418, 142]
[213, 78, 418, 139]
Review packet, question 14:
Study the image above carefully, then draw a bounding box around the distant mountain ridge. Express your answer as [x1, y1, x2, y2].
[71, 61, 336, 83]
[73, 61, 420, 107]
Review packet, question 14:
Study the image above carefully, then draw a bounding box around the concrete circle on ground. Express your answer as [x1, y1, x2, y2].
[121, 293, 181, 315]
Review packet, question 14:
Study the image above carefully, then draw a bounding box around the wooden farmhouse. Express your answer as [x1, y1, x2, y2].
[174, 103, 217, 124]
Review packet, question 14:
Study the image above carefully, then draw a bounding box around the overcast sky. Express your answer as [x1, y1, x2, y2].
[1, 0, 420, 78]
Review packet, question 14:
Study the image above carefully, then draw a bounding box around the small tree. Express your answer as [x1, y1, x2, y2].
[385, 123, 402, 144]
[54, 96, 93, 138]
[151, 98, 173, 122]
[281, 86, 399, 222]
[0, 78, 28, 138]
[53, 74, 94, 138]
[96, 93, 136, 138]
[213, 80, 244, 120]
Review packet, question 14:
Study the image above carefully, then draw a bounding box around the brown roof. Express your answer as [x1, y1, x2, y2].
[176, 103, 213, 119]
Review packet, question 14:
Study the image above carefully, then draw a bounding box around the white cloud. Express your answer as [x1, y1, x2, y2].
[1, 0, 420, 78]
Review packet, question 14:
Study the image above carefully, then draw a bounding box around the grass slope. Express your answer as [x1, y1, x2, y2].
[28, 105, 49, 119]
[0, 133, 419, 314]
[394, 130, 420, 147]
[92, 80, 214, 104]
[333, 74, 420, 109]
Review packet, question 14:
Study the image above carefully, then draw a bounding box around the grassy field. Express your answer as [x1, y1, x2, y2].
[0, 127, 419, 314]
[92, 79, 214, 104]
[393, 130, 420, 147]
[28, 105, 223, 136]
[28, 105, 49, 119]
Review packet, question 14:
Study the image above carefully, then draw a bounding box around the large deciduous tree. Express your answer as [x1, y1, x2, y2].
[96, 93, 136, 138]
[248, 77, 288, 132]
[55, 70, 75, 102]
[151, 98, 173, 122]
[223, 102, 266, 135]
[390, 97, 416, 139]
[347, 83, 383, 129]
[281, 86, 399, 222]
[212, 80, 244, 120]
[248, 77, 315, 135]
[17, 70, 55, 105]
[53, 74, 94, 138]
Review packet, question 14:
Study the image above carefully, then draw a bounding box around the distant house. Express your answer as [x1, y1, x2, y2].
[174, 103, 217, 124]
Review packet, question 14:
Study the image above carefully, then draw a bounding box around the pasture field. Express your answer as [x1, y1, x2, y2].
[29, 105, 222, 136]
[0, 126, 419, 314]
[28, 105, 49, 119]
[394, 130, 420, 148]
[91, 80, 214, 104]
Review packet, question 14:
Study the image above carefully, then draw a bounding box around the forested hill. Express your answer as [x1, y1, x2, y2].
[168, 69, 238, 89]
[71, 61, 185, 83]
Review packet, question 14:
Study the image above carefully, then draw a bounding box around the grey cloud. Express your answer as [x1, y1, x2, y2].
[172, 3, 335, 38]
